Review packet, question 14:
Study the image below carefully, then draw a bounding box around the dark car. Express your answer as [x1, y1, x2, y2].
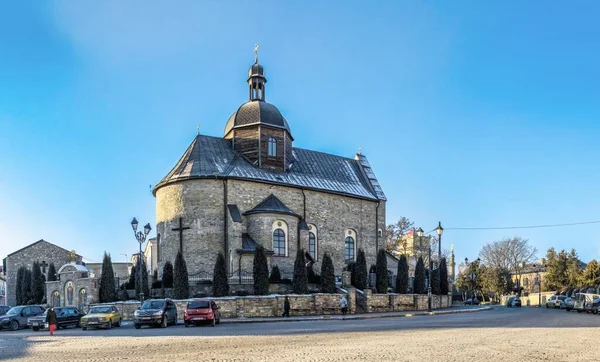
[463, 298, 480, 306]
[507, 296, 522, 308]
[28, 307, 85, 332]
[133, 299, 178, 329]
[0, 306, 45, 331]
[0, 306, 10, 317]
[184, 299, 221, 327]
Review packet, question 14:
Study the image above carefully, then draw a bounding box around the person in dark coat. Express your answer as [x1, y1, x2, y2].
[46, 307, 57, 336]
[282, 296, 290, 317]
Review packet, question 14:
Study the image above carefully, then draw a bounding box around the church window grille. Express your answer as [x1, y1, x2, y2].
[344, 236, 355, 261]
[268, 137, 277, 157]
[309, 232, 317, 260]
[273, 229, 286, 256]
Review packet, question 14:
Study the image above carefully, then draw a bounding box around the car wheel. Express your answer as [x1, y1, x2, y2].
[32, 326, 40, 332]
[211, 319, 216, 327]
[184, 321, 189, 328]
[82, 327, 87, 331]
[594, 310, 598, 315]
[107, 320, 112, 330]
[546, 304, 549, 308]
[216, 317, 221, 325]
[10, 320, 19, 331]
[161, 316, 167, 328]
[134, 324, 141, 330]
[116, 319, 121, 327]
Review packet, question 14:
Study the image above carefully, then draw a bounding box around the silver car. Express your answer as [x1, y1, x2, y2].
[545, 295, 566, 309]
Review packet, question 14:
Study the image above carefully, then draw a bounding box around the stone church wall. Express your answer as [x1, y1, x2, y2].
[5, 241, 79, 306]
[155, 178, 385, 282]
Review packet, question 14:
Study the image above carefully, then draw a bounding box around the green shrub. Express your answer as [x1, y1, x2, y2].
[212, 252, 229, 297]
[320, 253, 336, 293]
[292, 249, 308, 294]
[99, 252, 117, 302]
[354, 249, 368, 290]
[375, 249, 388, 293]
[414, 257, 426, 294]
[395, 255, 409, 294]
[253, 246, 269, 295]
[174, 250, 189, 299]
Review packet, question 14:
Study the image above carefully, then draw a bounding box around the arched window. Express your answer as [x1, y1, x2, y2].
[345, 236, 355, 261]
[273, 229, 286, 256]
[309, 232, 317, 260]
[268, 137, 277, 157]
[308, 224, 318, 261]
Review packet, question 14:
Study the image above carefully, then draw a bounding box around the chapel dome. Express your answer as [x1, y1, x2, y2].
[223, 100, 292, 138]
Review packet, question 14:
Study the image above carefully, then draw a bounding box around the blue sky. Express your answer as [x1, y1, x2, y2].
[1, 1, 599, 266]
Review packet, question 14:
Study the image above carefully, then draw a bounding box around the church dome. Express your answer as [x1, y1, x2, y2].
[223, 100, 292, 138]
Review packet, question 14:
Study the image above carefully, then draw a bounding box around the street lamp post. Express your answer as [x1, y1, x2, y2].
[417, 228, 432, 312]
[435, 222, 444, 266]
[131, 217, 152, 302]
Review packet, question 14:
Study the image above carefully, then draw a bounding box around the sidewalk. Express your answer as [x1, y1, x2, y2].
[219, 306, 493, 324]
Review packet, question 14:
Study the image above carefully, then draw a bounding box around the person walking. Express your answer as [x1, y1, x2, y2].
[46, 307, 57, 336]
[282, 296, 290, 317]
[339, 295, 348, 315]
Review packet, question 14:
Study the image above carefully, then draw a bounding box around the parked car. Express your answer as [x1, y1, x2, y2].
[0, 306, 11, 317]
[184, 299, 221, 327]
[80, 305, 121, 330]
[507, 296, 522, 308]
[0, 306, 45, 331]
[561, 297, 576, 311]
[28, 307, 85, 332]
[134, 299, 178, 329]
[546, 295, 566, 309]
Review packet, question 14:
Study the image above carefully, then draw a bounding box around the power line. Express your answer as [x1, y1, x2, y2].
[446, 220, 600, 231]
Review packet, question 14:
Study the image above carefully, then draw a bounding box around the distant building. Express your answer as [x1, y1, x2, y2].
[144, 237, 158, 274]
[85, 262, 132, 285]
[0, 266, 6, 306]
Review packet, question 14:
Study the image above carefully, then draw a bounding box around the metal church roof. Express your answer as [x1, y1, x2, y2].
[154, 134, 386, 202]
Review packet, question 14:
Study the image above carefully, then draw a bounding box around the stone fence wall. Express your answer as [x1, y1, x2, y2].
[94, 289, 451, 321]
[103, 293, 348, 321]
[364, 290, 452, 312]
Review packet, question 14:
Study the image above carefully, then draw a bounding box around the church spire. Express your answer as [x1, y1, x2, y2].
[248, 43, 267, 101]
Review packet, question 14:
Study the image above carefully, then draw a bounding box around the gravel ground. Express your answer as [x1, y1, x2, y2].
[2, 307, 599, 361]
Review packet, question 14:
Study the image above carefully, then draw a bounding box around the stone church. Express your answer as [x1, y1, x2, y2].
[153, 53, 387, 280]
[3, 240, 82, 306]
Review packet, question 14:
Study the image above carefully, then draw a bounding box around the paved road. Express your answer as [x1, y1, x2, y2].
[1, 307, 599, 361]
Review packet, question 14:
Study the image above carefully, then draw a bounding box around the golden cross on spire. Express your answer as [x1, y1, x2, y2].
[358, 146, 363, 154]
[254, 43, 259, 63]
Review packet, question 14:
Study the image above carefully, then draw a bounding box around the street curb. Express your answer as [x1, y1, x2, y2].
[219, 307, 493, 324]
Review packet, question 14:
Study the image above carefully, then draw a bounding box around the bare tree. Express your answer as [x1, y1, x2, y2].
[478, 237, 537, 292]
[385, 217, 414, 253]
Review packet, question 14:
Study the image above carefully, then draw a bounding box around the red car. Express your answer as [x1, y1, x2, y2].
[184, 300, 221, 327]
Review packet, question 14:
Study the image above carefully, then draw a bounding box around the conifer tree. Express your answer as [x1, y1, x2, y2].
[431, 268, 441, 295]
[212, 252, 229, 297]
[320, 253, 336, 293]
[439, 257, 449, 295]
[47, 263, 57, 282]
[269, 265, 281, 282]
[99, 252, 117, 302]
[414, 256, 426, 294]
[376, 249, 388, 293]
[395, 255, 409, 294]
[162, 261, 174, 288]
[16, 267, 24, 305]
[354, 249, 368, 290]
[253, 246, 269, 295]
[173, 250, 189, 299]
[137, 259, 150, 298]
[128, 264, 137, 290]
[31, 262, 45, 304]
[292, 249, 308, 294]
[21, 269, 32, 304]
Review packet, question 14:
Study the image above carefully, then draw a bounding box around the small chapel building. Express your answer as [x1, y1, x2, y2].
[153, 53, 387, 280]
